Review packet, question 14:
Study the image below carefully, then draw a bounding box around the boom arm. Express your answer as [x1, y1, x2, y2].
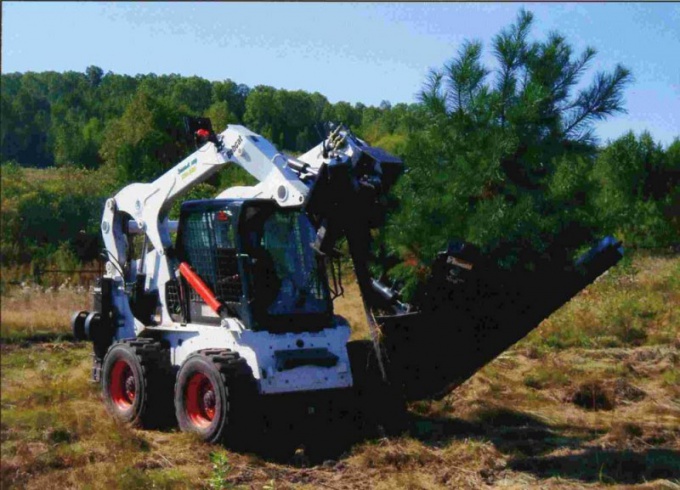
[101, 124, 309, 270]
[101, 124, 319, 328]
[101, 121, 402, 330]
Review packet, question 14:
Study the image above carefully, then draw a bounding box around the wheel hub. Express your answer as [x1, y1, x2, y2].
[203, 390, 216, 410]
[124, 375, 136, 399]
[186, 372, 217, 428]
[110, 359, 136, 410]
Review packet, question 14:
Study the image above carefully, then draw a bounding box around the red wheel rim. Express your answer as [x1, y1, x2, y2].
[186, 372, 217, 428]
[110, 359, 136, 410]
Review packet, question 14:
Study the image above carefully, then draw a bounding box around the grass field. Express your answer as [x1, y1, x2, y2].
[1, 252, 679, 489]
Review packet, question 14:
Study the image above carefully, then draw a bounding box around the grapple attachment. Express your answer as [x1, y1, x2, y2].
[377, 237, 623, 401]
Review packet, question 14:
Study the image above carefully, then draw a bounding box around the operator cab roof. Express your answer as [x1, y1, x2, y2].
[179, 198, 285, 213]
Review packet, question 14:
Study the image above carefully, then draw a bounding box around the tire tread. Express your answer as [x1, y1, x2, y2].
[103, 338, 172, 428]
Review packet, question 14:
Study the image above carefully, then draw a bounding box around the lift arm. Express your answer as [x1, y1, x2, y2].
[101, 124, 309, 273]
[100, 120, 403, 329]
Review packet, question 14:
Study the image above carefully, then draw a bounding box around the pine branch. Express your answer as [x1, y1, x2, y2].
[417, 69, 447, 115]
[553, 46, 596, 105]
[445, 40, 488, 114]
[564, 64, 632, 141]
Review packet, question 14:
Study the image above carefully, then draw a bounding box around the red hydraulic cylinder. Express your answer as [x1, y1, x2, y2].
[178, 262, 223, 315]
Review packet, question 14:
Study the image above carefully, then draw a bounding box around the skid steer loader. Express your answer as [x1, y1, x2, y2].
[72, 118, 622, 447]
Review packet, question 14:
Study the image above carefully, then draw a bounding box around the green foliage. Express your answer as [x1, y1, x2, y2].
[1, 12, 677, 273]
[212, 78, 250, 122]
[0, 163, 115, 265]
[1, 67, 391, 267]
[1, 72, 54, 166]
[100, 91, 189, 183]
[208, 451, 234, 490]
[86, 65, 104, 87]
[383, 8, 644, 291]
[206, 100, 237, 134]
[592, 132, 680, 247]
[243, 86, 328, 149]
[168, 182, 219, 220]
[0, 65, 414, 176]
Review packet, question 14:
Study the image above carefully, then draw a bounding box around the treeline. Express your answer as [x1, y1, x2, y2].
[0, 67, 410, 178]
[1, 9, 678, 287]
[0, 63, 413, 270]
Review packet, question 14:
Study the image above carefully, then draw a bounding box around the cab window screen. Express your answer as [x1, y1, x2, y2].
[181, 209, 241, 304]
[259, 212, 330, 315]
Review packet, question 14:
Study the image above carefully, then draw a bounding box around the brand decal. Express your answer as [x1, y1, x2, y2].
[178, 158, 198, 180]
[231, 136, 243, 155]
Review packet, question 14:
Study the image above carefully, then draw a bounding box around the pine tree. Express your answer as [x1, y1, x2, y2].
[384, 9, 633, 289]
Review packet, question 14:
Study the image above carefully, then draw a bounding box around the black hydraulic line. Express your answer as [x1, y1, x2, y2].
[345, 221, 389, 381]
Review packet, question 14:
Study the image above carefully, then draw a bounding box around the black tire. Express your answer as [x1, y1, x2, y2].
[101, 338, 173, 428]
[348, 340, 409, 437]
[174, 349, 255, 444]
[71, 310, 88, 340]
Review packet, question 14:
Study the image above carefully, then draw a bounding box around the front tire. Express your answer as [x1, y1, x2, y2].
[101, 339, 172, 428]
[175, 350, 255, 444]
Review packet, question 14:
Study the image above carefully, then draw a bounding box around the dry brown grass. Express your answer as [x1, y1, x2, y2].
[1, 287, 91, 341]
[0, 270, 370, 342]
[1, 253, 679, 489]
[333, 277, 371, 340]
[1, 343, 215, 489]
[2, 345, 678, 489]
[525, 252, 680, 350]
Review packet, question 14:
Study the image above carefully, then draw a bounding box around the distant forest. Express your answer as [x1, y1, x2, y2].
[1, 10, 678, 290]
[0, 66, 410, 172]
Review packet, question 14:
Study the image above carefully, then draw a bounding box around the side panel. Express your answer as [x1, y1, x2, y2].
[156, 321, 353, 395]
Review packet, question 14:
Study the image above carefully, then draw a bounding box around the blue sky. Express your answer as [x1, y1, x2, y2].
[2, 2, 678, 146]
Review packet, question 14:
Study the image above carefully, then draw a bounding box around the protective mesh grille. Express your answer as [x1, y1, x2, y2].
[182, 210, 242, 304]
[165, 278, 183, 319]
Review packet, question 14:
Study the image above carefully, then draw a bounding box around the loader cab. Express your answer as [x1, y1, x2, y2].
[174, 199, 333, 332]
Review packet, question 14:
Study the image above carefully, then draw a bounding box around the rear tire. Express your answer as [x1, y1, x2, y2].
[101, 338, 172, 428]
[175, 350, 255, 444]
